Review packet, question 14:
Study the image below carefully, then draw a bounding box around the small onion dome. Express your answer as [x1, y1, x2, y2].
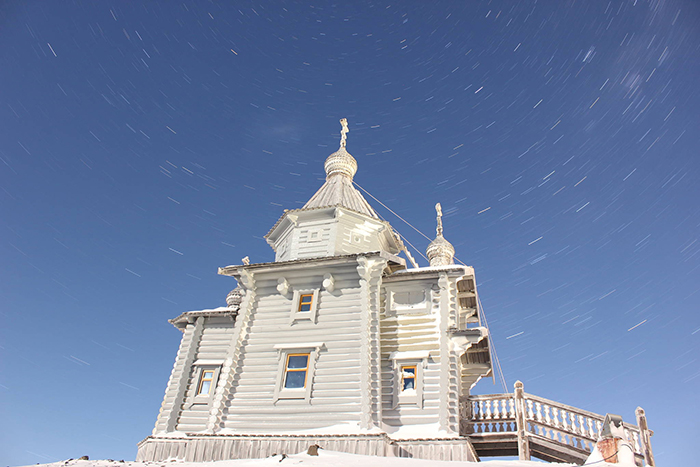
[426, 234, 455, 267]
[324, 146, 357, 180]
[426, 202, 455, 267]
[226, 286, 243, 308]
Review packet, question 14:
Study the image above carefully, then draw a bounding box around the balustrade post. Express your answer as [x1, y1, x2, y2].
[635, 407, 655, 467]
[514, 381, 531, 460]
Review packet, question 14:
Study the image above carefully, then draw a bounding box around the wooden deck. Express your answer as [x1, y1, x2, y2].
[463, 382, 655, 466]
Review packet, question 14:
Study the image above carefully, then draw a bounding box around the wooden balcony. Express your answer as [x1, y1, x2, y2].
[462, 382, 655, 466]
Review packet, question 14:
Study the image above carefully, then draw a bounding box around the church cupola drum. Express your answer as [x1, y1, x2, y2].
[137, 119, 493, 463]
[265, 119, 403, 262]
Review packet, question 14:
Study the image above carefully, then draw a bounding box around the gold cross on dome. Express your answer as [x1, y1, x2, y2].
[339, 118, 349, 148]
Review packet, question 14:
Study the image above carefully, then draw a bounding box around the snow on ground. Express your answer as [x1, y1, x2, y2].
[18, 450, 622, 467]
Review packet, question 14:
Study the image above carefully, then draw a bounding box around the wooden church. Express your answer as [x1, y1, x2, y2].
[136, 119, 492, 462]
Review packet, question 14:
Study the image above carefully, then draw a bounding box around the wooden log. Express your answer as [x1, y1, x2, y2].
[514, 381, 531, 460]
[635, 407, 655, 467]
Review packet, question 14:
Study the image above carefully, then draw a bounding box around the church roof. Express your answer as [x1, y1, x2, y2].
[302, 118, 378, 219]
[302, 171, 378, 218]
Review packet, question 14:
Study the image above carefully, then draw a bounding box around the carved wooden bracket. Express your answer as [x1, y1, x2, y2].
[277, 277, 291, 295]
[322, 273, 335, 292]
[238, 269, 254, 290]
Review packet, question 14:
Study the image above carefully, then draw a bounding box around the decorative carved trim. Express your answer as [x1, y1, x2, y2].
[160, 317, 204, 432]
[356, 255, 387, 430]
[322, 273, 335, 292]
[437, 272, 458, 434]
[205, 270, 256, 433]
[238, 268, 254, 289]
[277, 277, 290, 295]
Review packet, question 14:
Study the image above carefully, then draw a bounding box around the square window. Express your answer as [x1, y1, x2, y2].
[284, 353, 309, 389]
[298, 294, 313, 312]
[401, 365, 416, 391]
[196, 369, 216, 396]
[290, 289, 319, 324]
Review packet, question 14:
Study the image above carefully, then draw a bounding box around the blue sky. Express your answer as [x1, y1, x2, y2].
[1, 1, 698, 465]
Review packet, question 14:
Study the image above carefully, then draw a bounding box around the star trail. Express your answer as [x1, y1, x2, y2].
[0, 1, 698, 465]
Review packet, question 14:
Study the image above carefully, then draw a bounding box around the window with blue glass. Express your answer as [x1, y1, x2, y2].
[298, 294, 313, 312]
[197, 370, 215, 395]
[284, 353, 309, 388]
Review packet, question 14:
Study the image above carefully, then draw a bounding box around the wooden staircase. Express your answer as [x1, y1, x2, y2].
[462, 382, 655, 466]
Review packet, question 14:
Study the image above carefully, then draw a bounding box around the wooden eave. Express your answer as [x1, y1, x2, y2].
[449, 328, 486, 339]
[218, 250, 405, 277]
[169, 308, 238, 331]
[384, 264, 473, 282]
[265, 205, 396, 239]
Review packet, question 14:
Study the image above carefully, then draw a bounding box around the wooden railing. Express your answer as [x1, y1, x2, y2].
[465, 392, 517, 434]
[464, 381, 654, 466]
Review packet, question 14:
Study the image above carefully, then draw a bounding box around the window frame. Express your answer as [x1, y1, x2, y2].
[390, 352, 429, 408]
[196, 369, 216, 396]
[289, 289, 320, 324]
[298, 293, 314, 312]
[188, 363, 222, 407]
[282, 352, 310, 389]
[273, 342, 324, 403]
[400, 364, 417, 392]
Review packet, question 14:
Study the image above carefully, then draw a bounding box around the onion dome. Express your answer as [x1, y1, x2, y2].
[226, 286, 243, 308]
[324, 146, 358, 179]
[426, 203, 455, 267]
[323, 118, 357, 180]
[427, 235, 455, 266]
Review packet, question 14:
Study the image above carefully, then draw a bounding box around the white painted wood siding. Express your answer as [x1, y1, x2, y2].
[292, 220, 334, 259]
[153, 320, 202, 434]
[380, 279, 442, 428]
[221, 262, 367, 432]
[176, 317, 236, 432]
[335, 214, 384, 255]
[274, 230, 292, 262]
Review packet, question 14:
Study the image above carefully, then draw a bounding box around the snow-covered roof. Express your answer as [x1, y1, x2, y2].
[387, 264, 473, 279]
[169, 307, 238, 329]
[303, 173, 378, 218]
[218, 251, 405, 277]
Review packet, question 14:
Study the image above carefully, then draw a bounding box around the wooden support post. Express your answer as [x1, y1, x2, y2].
[514, 380, 531, 460]
[635, 407, 655, 467]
